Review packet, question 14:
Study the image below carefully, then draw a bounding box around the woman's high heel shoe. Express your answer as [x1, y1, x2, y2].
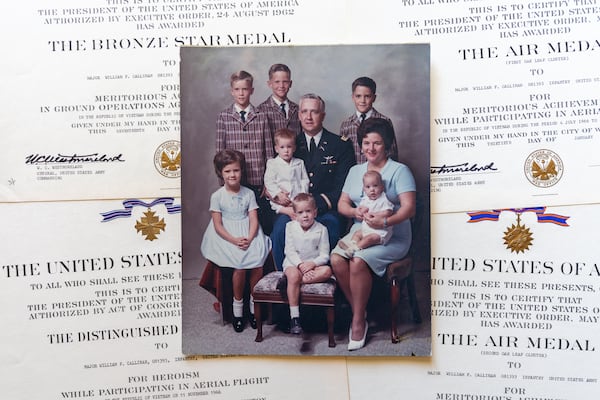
[348, 321, 368, 351]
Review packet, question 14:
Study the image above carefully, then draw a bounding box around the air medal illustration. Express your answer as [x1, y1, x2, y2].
[467, 207, 569, 253]
[502, 212, 534, 254]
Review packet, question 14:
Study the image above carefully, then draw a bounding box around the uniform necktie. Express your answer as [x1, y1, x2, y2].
[309, 137, 316, 154]
[240, 110, 246, 122]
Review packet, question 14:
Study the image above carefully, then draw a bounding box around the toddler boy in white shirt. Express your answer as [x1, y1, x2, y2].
[263, 128, 309, 218]
[278, 193, 333, 334]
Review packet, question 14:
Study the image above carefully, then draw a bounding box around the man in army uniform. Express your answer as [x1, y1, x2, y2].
[269, 93, 356, 270]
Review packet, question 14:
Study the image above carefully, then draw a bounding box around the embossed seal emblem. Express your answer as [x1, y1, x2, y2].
[524, 149, 563, 187]
[154, 140, 181, 178]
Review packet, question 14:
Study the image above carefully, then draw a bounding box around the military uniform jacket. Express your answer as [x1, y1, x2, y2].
[295, 128, 356, 214]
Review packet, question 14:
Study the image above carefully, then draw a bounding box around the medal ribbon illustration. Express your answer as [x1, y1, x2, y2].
[467, 207, 569, 253]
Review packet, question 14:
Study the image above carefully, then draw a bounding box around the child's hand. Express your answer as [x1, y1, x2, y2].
[232, 237, 250, 250]
[275, 191, 292, 206]
[302, 269, 316, 282]
[298, 261, 316, 274]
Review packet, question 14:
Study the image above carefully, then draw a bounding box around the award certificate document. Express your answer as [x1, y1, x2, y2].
[0, 200, 349, 399]
[348, 206, 600, 399]
[345, 1, 600, 398]
[340, 0, 600, 213]
[2, 0, 600, 398]
[0, 0, 344, 202]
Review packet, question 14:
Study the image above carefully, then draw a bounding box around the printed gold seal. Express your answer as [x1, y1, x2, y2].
[524, 149, 563, 188]
[503, 213, 533, 254]
[154, 140, 181, 178]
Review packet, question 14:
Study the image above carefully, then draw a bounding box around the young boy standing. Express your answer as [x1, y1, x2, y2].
[263, 128, 309, 218]
[216, 70, 274, 230]
[339, 76, 398, 163]
[279, 193, 332, 334]
[257, 63, 300, 136]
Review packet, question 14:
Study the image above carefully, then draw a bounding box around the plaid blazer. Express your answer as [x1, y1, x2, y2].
[339, 108, 398, 163]
[257, 96, 301, 136]
[216, 104, 274, 186]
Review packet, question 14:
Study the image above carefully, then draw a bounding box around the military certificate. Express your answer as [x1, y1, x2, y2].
[340, 0, 599, 213]
[0, 200, 349, 399]
[2, 0, 600, 398]
[348, 206, 600, 399]
[1, 0, 344, 202]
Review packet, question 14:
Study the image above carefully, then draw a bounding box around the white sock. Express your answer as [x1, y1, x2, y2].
[233, 298, 243, 318]
[249, 295, 255, 314]
[290, 306, 300, 319]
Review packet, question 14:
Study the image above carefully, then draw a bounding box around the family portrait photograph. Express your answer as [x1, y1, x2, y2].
[180, 44, 431, 356]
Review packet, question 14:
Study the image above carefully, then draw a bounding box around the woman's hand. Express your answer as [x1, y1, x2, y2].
[354, 207, 366, 222]
[363, 212, 384, 229]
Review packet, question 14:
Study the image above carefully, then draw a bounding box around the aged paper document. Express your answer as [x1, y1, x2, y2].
[348, 207, 600, 398]
[0, 200, 349, 399]
[2, 0, 600, 398]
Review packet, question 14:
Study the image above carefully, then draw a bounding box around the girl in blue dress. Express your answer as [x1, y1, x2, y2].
[201, 149, 272, 333]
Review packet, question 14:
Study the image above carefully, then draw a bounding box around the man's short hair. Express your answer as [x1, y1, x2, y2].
[292, 192, 316, 211]
[274, 128, 296, 145]
[268, 63, 291, 79]
[352, 76, 377, 94]
[230, 70, 253, 87]
[299, 93, 325, 113]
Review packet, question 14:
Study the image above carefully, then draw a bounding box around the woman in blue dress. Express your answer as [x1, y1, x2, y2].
[331, 118, 416, 350]
[201, 149, 271, 333]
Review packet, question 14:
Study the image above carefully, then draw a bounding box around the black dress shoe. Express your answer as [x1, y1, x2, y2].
[249, 313, 257, 329]
[233, 317, 244, 333]
[290, 317, 303, 334]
